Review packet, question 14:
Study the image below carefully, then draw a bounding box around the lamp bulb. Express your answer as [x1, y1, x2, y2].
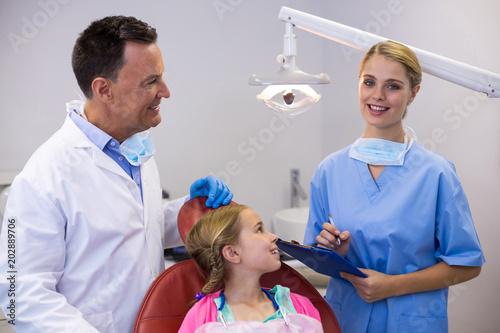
[256, 85, 321, 116]
[283, 91, 295, 105]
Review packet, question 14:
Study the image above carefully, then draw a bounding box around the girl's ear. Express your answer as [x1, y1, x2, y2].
[222, 244, 241, 264]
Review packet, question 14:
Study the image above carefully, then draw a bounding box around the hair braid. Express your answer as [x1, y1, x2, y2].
[202, 250, 225, 295]
[185, 205, 249, 305]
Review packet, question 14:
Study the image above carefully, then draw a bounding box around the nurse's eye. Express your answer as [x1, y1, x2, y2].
[387, 84, 400, 90]
[363, 80, 375, 87]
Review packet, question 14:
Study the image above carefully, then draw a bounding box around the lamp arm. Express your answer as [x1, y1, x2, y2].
[281, 22, 297, 69]
[279, 6, 500, 98]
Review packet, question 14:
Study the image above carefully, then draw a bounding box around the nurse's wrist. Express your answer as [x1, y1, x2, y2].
[388, 274, 408, 297]
[390, 270, 431, 297]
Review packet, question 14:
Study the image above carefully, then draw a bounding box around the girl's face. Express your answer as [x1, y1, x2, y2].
[359, 54, 419, 137]
[235, 209, 281, 275]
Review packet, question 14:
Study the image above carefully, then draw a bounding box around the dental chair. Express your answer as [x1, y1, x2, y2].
[133, 197, 341, 333]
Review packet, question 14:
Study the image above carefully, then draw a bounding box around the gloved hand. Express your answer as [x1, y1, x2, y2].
[189, 175, 233, 208]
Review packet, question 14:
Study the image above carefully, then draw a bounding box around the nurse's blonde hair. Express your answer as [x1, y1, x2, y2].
[185, 204, 249, 300]
[359, 40, 422, 89]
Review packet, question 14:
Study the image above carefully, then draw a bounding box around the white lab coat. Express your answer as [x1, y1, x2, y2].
[0, 115, 186, 332]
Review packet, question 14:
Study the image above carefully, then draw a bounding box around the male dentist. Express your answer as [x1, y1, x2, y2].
[0, 16, 232, 332]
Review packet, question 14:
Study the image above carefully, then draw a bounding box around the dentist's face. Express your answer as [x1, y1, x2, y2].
[110, 41, 170, 140]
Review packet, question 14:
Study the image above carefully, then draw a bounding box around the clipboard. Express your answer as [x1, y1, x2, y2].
[277, 239, 367, 279]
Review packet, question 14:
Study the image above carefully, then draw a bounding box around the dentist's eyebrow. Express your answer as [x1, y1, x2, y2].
[140, 74, 162, 86]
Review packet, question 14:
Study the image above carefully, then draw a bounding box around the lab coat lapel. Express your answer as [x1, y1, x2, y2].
[141, 163, 154, 222]
[60, 115, 142, 194]
[139, 157, 166, 277]
[91, 149, 130, 179]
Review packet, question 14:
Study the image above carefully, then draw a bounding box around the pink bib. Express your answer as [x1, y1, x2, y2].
[194, 313, 324, 333]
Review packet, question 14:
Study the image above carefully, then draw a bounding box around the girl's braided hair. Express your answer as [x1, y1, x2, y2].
[185, 204, 249, 301]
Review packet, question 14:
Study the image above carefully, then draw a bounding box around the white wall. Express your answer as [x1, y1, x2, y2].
[0, 0, 498, 331]
[321, 1, 500, 332]
[0, 0, 326, 224]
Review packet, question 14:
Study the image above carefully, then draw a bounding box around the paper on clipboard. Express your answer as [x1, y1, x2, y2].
[277, 239, 367, 279]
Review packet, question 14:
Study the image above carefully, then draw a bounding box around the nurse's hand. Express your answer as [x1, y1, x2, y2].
[316, 223, 350, 257]
[340, 269, 395, 303]
[189, 175, 233, 208]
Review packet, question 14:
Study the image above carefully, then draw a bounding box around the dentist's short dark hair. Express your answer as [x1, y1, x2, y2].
[72, 16, 158, 99]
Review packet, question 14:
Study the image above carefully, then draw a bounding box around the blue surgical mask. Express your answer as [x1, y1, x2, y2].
[119, 131, 156, 166]
[349, 136, 413, 166]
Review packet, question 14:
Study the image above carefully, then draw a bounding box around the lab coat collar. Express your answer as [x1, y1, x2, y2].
[60, 115, 132, 181]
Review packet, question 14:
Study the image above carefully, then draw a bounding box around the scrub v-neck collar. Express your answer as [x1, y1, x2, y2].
[355, 160, 398, 203]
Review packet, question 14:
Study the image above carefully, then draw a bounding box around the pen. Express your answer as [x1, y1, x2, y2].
[329, 214, 341, 246]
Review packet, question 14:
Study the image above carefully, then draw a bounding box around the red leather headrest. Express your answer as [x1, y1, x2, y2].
[177, 196, 237, 244]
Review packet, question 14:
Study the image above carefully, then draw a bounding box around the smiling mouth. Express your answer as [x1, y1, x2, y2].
[149, 104, 160, 111]
[271, 249, 279, 255]
[369, 104, 389, 112]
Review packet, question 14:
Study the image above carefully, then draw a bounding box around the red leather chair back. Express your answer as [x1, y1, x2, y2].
[134, 197, 341, 332]
[133, 260, 341, 332]
[133, 260, 205, 333]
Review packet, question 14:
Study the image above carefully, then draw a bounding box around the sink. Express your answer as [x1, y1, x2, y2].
[272, 207, 330, 288]
[272, 207, 310, 243]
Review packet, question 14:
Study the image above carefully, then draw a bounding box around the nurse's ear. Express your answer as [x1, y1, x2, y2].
[407, 84, 421, 106]
[222, 244, 241, 264]
[91, 77, 113, 104]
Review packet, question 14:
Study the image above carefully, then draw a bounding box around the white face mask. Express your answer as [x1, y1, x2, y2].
[66, 99, 88, 120]
[349, 136, 413, 166]
[119, 131, 156, 166]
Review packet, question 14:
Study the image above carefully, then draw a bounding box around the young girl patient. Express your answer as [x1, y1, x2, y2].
[178, 204, 323, 332]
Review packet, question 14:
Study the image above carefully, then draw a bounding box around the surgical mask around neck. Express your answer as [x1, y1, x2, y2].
[66, 100, 87, 120]
[349, 136, 413, 166]
[119, 131, 156, 166]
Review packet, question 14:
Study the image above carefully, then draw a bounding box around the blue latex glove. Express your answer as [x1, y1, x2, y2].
[189, 175, 233, 208]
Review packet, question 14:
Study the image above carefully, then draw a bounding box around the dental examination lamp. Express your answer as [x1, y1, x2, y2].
[248, 6, 500, 115]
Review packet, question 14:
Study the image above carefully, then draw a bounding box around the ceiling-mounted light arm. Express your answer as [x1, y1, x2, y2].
[280, 22, 296, 69]
[248, 19, 330, 116]
[249, 21, 330, 86]
[279, 6, 500, 98]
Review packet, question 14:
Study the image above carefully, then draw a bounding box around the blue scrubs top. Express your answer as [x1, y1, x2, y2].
[304, 141, 484, 333]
